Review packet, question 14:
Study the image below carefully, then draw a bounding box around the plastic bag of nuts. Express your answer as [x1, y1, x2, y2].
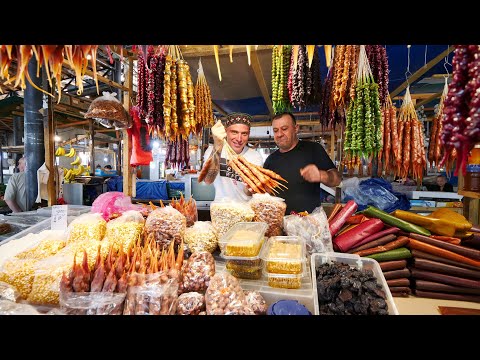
[84, 91, 131, 130]
[244, 290, 267, 315]
[283, 206, 333, 254]
[176, 292, 205, 315]
[249, 194, 287, 237]
[181, 251, 215, 293]
[184, 221, 218, 253]
[123, 271, 179, 315]
[144, 206, 186, 250]
[210, 198, 255, 239]
[205, 272, 255, 315]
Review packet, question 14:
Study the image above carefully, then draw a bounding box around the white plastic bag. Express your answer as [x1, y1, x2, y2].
[283, 206, 333, 254]
[210, 198, 255, 239]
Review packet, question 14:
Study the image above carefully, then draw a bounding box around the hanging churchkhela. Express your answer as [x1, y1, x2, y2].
[440, 45, 480, 176]
[194, 58, 214, 134]
[343, 45, 383, 172]
[428, 78, 449, 170]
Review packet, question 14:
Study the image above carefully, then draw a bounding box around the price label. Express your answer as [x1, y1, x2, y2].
[51, 205, 68, 231]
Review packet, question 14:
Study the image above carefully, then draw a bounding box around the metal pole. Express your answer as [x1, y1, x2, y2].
[24, 57, 45, 211]
[13, 116, 23, 171]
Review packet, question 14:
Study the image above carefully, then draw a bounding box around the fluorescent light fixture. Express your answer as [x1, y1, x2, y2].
[54, 135, 61, 141]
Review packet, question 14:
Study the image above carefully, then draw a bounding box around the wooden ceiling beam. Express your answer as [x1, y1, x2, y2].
[390, 46, 454, 99]
[250, 50, 274, 116]
[180, 45, 273, 58]
[393, 92, 440, 100]
[415, 91, 443, 109]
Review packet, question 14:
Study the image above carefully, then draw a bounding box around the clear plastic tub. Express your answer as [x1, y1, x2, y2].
[260, 236, 306, 274]
[215, 259, 316, 314]
[221, 253, 263, 280]
[311, 252, 399, 315]
[218, 222, 268, 257]
[263, 263, 306, 289]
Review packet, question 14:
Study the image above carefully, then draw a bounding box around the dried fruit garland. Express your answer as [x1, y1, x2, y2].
[194, 59, 214, 134]
[330, 45, 360, 111]
[271, 45, 292, 114]
[289, 45, 322, 109]
[428, 78, 448, 169]
[343, 46, 382, 163]
[396, 87, 427, 182]
[441, 45, 480, 176]
[165, 137, 190, 170]
[365, 45, 390, 106]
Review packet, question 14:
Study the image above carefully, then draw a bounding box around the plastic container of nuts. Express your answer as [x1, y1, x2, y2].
[218, 222, 268, 257]
[260, 236, 306, 274]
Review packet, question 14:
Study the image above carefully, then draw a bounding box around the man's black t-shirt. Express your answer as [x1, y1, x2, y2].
[263, 140, 336, 214]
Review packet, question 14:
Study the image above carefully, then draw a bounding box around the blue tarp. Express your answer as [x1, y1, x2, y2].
[105, 176, 183, 200]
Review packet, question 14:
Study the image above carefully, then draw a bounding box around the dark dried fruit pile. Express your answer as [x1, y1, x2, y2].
[316, 262, 389, 315]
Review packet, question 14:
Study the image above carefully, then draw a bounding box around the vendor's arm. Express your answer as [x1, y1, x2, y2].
[300, 165, 341, 187]
[4, 178, 22, 213]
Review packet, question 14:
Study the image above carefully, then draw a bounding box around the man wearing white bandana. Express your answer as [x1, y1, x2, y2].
[203, 113, 263, 202]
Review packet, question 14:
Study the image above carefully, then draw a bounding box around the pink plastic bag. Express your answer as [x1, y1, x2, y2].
[91, 192, 141, 221]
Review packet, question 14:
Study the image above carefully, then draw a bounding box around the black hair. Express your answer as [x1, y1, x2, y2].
[272, 111, 297, 125]
[104, 164, 112, 170]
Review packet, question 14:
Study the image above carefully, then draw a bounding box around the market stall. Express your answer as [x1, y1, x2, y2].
[0, 44, 479, 315]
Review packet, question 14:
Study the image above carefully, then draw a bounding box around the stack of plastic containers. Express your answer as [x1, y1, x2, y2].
[218, 222, 268, 280]
[260, 236, 307, 289]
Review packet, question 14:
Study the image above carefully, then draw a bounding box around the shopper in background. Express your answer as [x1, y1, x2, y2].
[264, 112, 341, 214]
[4, 157, 27, 213]
[436, 175, 453, 192]
[203, 112, 263, 202]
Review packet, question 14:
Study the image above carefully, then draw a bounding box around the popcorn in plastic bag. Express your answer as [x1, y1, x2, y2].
[104, 210, 145, 252]
[66, 213, 107, 244]
[210, 198, 255, 239]
[184, 221, 217, 253]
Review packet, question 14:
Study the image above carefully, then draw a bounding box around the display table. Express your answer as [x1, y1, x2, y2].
[394, 296, 480, 315]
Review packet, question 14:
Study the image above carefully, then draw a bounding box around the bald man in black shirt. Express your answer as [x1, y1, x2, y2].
[264, 112, 341, 214]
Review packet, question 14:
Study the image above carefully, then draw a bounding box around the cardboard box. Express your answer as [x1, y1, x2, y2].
[436, 201, 463, 208]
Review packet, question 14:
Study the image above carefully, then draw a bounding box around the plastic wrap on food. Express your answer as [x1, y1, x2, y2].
[283, 206, 333, 254]
[181, 251, 215, 293]
[0, 281, 20, 302]
[59, 291, 126, 315]
[144, 206, 186, 250]
[66, 213, 107, 244]
[57, 239, 110, 271]
[0, 258, 38, 299]
[26, 255, 72, 305]
[15, 236, 67, 260]
[0, 299, 41, 315]
[244, 290, 267, 315]
[104, 210, 145, 252]
[184, 221, 218, 253]
[205, 272, 255, 315]
[84, 91, 131, 130]
[249, 193, 287, 237]
[210, 198, 255, 239]
[123, 271, 179, 315]
[176, 292, 205, 315]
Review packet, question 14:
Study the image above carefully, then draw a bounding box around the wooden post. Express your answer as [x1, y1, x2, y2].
[122, 56, 134, 197]
[330, 130, 335, 160]
[44, 95, 56, 205]
[89, 119, 95, 174]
